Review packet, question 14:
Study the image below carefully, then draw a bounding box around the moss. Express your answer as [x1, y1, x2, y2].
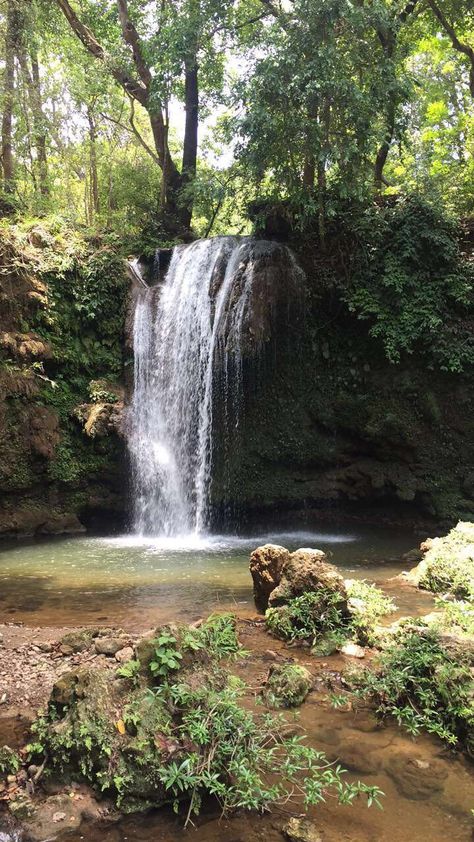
[409, 522, 474, 600]
[0, 221, 127, 529]
[263, 663, 312, 708]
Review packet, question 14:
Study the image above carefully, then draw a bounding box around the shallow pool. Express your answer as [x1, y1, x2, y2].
[0, 524, 431, 627]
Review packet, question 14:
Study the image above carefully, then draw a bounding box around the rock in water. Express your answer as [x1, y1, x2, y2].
[249, 544, 290, 610]
[263, 663, 312, 708]
[268, 548, 347, 608]
[283, 817, 323, 842]
[386, 751, 446, 800]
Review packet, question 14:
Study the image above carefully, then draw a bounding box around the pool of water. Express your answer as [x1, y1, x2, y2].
[0, 524, 431, 627]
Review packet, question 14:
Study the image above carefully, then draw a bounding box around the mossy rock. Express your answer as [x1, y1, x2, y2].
[262, 663, 312, 708]
[406, 521, 474, 600]
[60, 629, 98, 653]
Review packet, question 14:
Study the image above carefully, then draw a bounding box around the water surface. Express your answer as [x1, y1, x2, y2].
[0, 525, 430, 627]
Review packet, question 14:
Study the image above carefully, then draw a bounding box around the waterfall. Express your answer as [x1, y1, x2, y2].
[127, 236, 303, 537]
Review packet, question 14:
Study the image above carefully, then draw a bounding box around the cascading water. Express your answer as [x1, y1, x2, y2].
[127, 236, 303, 537]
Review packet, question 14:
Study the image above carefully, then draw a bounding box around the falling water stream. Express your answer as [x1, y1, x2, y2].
[128, 236, 302, 536]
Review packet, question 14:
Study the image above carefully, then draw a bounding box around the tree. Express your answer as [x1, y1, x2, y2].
[1, 0, 16, 195]
[54, 0, 248, 233]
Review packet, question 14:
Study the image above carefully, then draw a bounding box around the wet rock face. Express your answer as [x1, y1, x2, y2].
[28, 406, 60, 459]
[249, 544, 290, 610]
[250, 544, 348, 611]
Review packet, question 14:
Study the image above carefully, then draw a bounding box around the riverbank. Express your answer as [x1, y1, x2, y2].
[1, 611, 473, 842]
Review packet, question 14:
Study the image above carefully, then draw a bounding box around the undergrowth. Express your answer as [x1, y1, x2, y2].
[26, 613, 383, 821]
[347, 622, 474, 754]
[265, 581, 395, 651]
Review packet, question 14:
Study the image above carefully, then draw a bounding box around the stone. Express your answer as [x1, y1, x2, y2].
[249, 544, 290, 610]
[337, 737, 382, 774]
[283, 817, 323, 842]
[94, 637, 126, 656]
[115, 646, 134, 663]
[263, 663, 312, 708]
[60, 629, 96, 653]
[341, 642, 365, 658]
[385, 751, 446, 800]
[51, 670, 81, 706]
[268, 548, 347, 608]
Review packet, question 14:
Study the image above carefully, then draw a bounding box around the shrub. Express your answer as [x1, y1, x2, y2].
[265, 589, 351, 649]
[346, 580, 396, 645]
[0, 746, 20, 776]
[410, 522, 474, 600]
[345, 197, 474, 372]
[348, 623, 474, 754]
[265, 582, 395, 650]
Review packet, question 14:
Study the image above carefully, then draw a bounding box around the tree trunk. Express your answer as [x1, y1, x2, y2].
[31, 54, 49, 196]
[317, 99, 330, 251]
[303, 99, 318, 190]
[374, 98, 396, 193]
[87, 108, 99, 217]
[2, 0, 16, 195]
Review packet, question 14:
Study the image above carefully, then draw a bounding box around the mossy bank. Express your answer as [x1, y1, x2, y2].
[0, 220, 128, 537]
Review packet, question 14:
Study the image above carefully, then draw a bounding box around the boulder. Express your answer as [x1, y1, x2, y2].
[262, 663, 312, 708]
[385, 751, 446, 800]
[94, 637, 127, 657]
[115, 646, 134, 663]
[249, 544, 290, 611]
[283, 817, 323, 842]
[268, 548, 347, 608]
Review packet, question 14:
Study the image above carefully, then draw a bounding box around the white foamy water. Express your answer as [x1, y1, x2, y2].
[127, 237, 303, 537]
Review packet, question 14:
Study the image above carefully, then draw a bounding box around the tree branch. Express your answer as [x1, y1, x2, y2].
[99, 100, 161, 166]
[115, 0, 152, 87]
[55, 0, 149, 106]
[426, 0, 474, 97]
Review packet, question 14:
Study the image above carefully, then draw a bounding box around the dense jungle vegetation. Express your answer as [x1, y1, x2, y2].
[0, 0, 472, 246]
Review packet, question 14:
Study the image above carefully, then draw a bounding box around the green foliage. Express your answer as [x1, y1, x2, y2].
[150, 632, 184, 679]
[346, 580, 396, 645]
[187, 612, 242, 659]
[26, 616, 383, 820]
[116, 660, 141, 684]
[349, 623, 474, 753]
[265, 589, 350, 649]
[416, 522, 474, 600]
[345, 198, 474, 372]
[265, 582, 395, 650]
[0, 746, 20, 776]
[434, 598, 474, 636]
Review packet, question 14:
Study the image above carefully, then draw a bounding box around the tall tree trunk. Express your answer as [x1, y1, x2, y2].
[181, 57, 199, 199]
[317, 98, 330, 251]
[56, 0, 200, 234]
[374, 98, 396, 193]
[31, 54, 49, 196]
[303, 99, 318, 190]
[2, 0, 16, 195]
[87, 108, 99, 218]
[17, 49, 49, 198]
